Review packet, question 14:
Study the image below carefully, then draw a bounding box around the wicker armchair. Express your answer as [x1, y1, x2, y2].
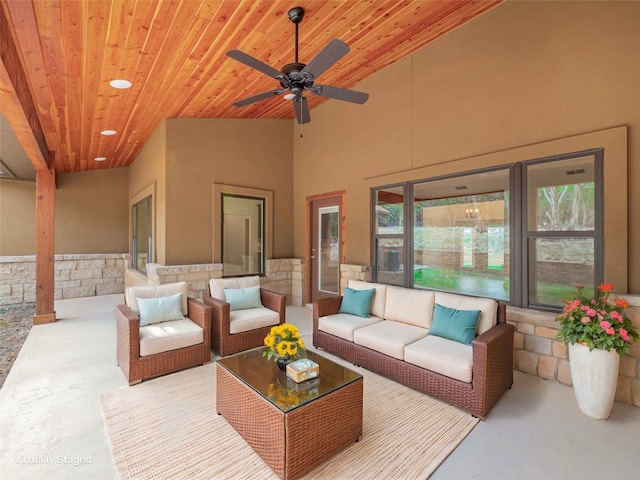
[203, 276, 286, 357]
[116, 281, 212, 385]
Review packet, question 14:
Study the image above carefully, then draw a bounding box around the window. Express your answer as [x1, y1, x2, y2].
[213, 184, 273, 276]
[132, 195, 152, 274]
[371, 149, 602, 310]
[372, 185, 405, 286]
[523, 153, 601, 309]
[317, 205, 340, 294]
[411, 168, 510, 301]
[222, 194, 264, 276]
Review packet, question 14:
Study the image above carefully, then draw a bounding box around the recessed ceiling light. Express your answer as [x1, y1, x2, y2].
[94, 157, 107, 162]
[109, 79, 132, 89]
[101, 130, 117, 136]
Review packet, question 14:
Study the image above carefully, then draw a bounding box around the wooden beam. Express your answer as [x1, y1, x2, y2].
[33, 158, 56, 325]
[0, 1, 49, 170]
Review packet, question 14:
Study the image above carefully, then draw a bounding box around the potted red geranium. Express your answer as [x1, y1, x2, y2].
[557, 283, 639, 419]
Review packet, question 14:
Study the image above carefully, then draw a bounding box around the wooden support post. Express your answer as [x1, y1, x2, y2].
[33, 162, 56, 325]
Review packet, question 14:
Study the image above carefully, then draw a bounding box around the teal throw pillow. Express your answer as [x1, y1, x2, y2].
[224, 286, 263, 311]
[137, 293, 184, 327]
[429, 303, 481, 345]
[339, 287, 375, 318]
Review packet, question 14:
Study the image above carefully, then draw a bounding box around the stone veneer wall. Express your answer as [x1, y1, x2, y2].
[0, 254, 131, 305]
[124, 258, 306, 306]
[510, 294, 640, 408]
[340, 264, 371, 291]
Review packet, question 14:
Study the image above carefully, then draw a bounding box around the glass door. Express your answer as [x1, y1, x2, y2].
[310, 196, 343, 301]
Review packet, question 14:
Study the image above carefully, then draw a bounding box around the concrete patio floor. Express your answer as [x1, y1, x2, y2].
[1, 294, 639, 479]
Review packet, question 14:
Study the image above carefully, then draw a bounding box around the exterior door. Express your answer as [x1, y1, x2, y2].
[308, 193, 345, 302]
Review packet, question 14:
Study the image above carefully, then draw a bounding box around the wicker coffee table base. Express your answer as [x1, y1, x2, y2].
[217, 366, 363, 480]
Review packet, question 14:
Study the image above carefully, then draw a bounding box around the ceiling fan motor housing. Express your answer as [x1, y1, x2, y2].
[281, 62, 307, 77]
[279, 62, 314, 94]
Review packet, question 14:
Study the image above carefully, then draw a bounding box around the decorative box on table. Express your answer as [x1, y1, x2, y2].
[286, 358, 319, 383]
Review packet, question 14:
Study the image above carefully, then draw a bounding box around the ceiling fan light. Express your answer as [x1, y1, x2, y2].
[284, 93, 296, 100]
[109, 79, 132, 89]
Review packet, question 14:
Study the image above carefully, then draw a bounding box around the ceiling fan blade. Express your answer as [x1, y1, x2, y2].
[227, 50, 283, 79]
[292, 96, 311, 124]
[301, 39, 350, 80]
[233, 89, 284, 107]
[311, 84, 369, 104]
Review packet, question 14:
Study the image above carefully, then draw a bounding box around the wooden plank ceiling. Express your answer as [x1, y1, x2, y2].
[1, 0, 503, 175]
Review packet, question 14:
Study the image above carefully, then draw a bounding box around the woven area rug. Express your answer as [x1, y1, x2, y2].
[100, 362, 478, 479]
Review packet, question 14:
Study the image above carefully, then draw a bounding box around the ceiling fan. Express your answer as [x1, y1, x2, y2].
[226, 6, 369, 124]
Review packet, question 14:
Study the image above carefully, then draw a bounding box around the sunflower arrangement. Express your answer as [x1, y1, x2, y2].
[263, 323, 306, 362]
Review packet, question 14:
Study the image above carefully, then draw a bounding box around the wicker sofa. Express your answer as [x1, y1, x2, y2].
[313, 280, 514, 419]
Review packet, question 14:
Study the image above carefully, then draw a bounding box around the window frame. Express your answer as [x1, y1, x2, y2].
[520, 149, 604, 311]
[371, 182, 411, 287]
[221, 193, 265, 277]
[132, 195, 152, 275]
[408, 164, 512, 301]
[212, 183, 273, 278]
[370, 149, 604, 311]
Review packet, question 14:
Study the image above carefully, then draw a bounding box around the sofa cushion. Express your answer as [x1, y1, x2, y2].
[383, 286, 435, 329]
[353, 320, 429, 360]
[137, 293, 185, 326]
[139, 318, 204, 357]
[209, 276, 260, 302]
[318, 313, 384, 342]
[224, 286, 264, 311]
[339, 287, 375, 317]
[434, 292, 498, 335]
[348, 280, 387, 319]
[429, 303, 481, 345]
[404, 335, 473, 383]
[126, 281, 189, 316]
[229, 307, 280, 334]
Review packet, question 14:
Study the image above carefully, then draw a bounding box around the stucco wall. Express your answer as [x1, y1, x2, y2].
[0, 179, 36, 255]
[55, 168, 129, 253]
[128, 118, 292, 266]
[0, 168, 128, 256]
[128, 121, 167, 264]
[292, 0, 640, 293]
[164, 118, 293, 265]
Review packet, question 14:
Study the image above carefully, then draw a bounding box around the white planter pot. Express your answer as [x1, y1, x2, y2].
[569, 343, 620, 419]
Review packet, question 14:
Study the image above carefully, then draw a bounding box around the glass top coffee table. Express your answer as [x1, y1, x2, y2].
[217, 347, 363, 480]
